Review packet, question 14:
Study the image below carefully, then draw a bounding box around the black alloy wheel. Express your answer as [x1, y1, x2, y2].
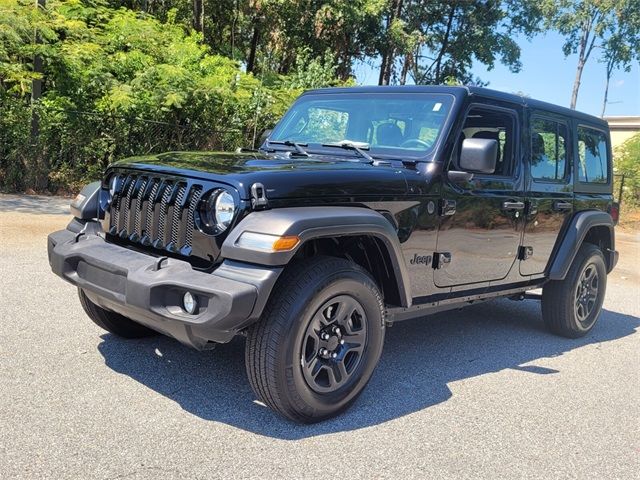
[301, 295, 368, 393]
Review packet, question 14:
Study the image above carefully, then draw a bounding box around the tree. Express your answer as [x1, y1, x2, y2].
[543, 0, 622, 109]
[614, 133, 640, 206]
[378, 0, 404, 85]
[389, 0, 542, 86]
[599, 0, 640, 116]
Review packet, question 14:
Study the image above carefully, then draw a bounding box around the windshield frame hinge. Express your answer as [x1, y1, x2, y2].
[250, 182, 269, 210]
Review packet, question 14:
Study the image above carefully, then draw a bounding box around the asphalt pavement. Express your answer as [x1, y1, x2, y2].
[0, 194, 638, 479]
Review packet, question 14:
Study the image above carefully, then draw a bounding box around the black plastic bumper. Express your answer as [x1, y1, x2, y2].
[48, 224, 281, 349]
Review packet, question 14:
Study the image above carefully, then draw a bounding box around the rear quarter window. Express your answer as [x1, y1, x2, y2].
[577, 126, 609, 184]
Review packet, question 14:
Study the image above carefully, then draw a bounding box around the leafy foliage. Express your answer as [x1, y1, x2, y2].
[614, 133, 640, 207]
[0, 0, 304, 192]
[541, 0, 640, 110]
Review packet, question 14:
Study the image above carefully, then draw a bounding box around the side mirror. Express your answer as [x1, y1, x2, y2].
[258, 128, 272, 148]
[459, 138, 498, 174]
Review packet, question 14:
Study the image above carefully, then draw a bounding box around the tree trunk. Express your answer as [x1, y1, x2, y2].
[434, 6, 456, 84]
[570, 56, 586, 110]
[378, 51, 389, 85]
[246, 24, 260, 74]
[570, 13, 600, 109]
[399, 53, 411, 85]
[192, 0, 204, 33]
[601, 59, 614, 117]
[378, 0, 404, 85]
[337, 33, 352, 81]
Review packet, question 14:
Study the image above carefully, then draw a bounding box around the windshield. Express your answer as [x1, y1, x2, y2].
[268, 93, 454, 159]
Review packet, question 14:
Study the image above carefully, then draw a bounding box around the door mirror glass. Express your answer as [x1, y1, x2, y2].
[459, 138, 498, 174]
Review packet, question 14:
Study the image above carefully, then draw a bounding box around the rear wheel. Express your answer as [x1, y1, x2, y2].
[245, 257, 385, 423]
[78, 289, 158, 338]
[542, 244, 607, 338]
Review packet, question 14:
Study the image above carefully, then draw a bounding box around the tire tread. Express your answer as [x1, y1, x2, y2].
[245, 256, 383, 422]
[542, 243, 606, 338]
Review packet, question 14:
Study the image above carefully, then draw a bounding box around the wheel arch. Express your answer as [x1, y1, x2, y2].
[221, 206, 412, 307]
[548, 210, 616, 280]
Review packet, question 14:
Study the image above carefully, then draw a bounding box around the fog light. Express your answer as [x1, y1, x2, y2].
[182, 292, 197, 314]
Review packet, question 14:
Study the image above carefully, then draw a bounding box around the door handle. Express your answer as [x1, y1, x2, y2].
[553, 201, 573, 211]
[502, 201, 525, 211]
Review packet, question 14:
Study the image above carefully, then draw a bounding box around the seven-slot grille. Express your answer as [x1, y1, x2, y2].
[108, 173, 204, 256]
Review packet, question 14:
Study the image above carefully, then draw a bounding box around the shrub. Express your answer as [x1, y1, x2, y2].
[0, 0, 306, 192]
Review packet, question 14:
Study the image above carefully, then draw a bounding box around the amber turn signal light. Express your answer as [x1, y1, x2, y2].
[272, 235, 300, 251]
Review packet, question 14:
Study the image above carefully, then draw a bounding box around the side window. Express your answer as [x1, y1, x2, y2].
[577, 126, 609, 184]
[530, 118, 568, 181]
[456, 107, 517, 176]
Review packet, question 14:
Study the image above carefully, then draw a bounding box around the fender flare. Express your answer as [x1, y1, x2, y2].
[548, 210, 615, 280]
[70, 181, 102, 220]
[221, 206, 412, 307]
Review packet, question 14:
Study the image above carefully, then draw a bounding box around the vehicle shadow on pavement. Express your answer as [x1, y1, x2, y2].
[97, 299, 639, 439]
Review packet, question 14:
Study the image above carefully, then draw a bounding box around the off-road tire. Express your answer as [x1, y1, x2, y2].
[245, 256, 385, 423]
[542, 243, 607, 338]
[78, 289, 158, 338]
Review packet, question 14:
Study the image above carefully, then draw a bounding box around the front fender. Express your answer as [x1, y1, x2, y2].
[221, 206, 412, 307]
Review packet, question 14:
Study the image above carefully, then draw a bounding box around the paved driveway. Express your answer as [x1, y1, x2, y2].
[0, 194, 638, 479]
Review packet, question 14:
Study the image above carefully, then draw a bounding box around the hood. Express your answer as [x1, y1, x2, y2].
[112, 151, 410, 200]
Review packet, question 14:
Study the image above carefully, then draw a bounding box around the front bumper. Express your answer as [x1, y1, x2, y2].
[48, 223, 281, 349]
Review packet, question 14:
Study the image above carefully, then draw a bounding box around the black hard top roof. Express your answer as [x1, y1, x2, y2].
[302, 85, 608, 128]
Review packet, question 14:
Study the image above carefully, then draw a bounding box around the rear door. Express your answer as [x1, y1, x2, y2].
[520, 112, 573, 276]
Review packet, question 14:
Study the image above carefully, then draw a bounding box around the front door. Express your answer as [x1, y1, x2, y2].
[520, 113, 574, 276]
[435, 103, 525, 287]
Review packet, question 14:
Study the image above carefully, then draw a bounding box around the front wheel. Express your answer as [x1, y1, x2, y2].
[245, 257, 385, 423]
[78, 289, 158, 338]
[542, 244, 607, 338]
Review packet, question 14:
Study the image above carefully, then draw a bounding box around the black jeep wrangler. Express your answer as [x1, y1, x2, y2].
[48, 86, 619, 423]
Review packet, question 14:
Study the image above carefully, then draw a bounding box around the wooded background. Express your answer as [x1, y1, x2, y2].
[0, 0, 638, 199]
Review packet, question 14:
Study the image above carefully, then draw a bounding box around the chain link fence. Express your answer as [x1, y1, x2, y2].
[0, 104, 256, 193]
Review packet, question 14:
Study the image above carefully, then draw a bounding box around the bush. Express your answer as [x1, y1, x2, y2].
[614, 133, 640, 207]
[0, 0, 306, 193]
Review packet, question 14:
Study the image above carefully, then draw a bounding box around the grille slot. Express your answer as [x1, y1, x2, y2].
[120, 177, 136, 236]
[169, 184, 187, 247]
[185, 186, 202, 248]
[142, 179, 159, 242]
[108, 174, 205, 256]
[132, 178, 148, 238]
[157, 182, 173, 246]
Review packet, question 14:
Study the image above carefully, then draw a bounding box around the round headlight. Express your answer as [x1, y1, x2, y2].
[214, 191, 235, 231]
[200, 189, 236, 234]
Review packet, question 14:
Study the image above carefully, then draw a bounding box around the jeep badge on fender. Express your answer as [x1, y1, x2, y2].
[410, 254, 432, 266]
[48, 86, 619, 423]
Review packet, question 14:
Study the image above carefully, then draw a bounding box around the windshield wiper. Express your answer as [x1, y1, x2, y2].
[267, 140, 309, 157]
[322, 141, 374, 163]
